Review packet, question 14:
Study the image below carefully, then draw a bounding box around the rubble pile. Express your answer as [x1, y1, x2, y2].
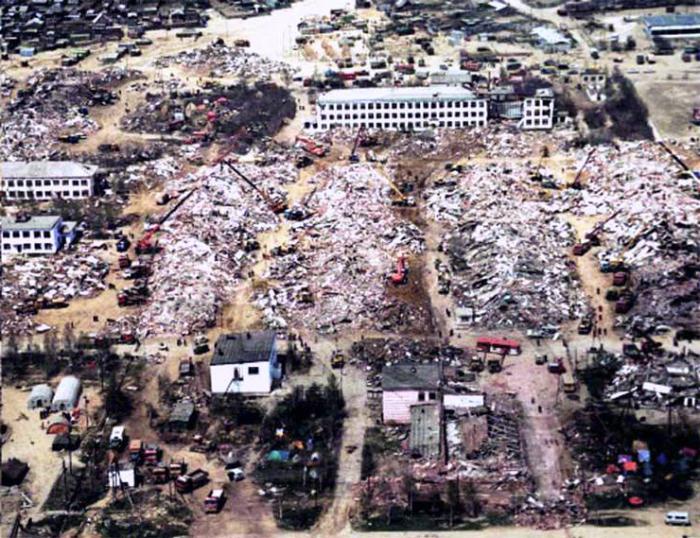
[0, 73, 16, 97]
[256, 165, 426, 333]
[0, 246, 110, 334]
[0, 67, 138, 160]
[137, 162, 297, 336]
[554, 142, 700, 329]
[154, 41, 292, 79]
[427, 162, 586, 328]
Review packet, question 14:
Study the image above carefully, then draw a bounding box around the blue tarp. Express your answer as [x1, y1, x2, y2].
[266, 450, 290, 462]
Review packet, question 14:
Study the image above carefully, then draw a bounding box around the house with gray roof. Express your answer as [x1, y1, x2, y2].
[210, 332, 282, 395]
[382, 363, 442, 424]
[1, 161, 98, 202]
[1, 214, 77, 257]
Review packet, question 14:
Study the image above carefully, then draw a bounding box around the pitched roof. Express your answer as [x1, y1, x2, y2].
[211, 332, 276, 366]
[382, 363, 441, 391]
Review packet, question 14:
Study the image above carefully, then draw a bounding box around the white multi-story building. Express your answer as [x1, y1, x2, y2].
[305, 86, 489, 132]
[1, 161, 98, 202]
[519, 88, 555, 130]
[1, 215, 77, 257]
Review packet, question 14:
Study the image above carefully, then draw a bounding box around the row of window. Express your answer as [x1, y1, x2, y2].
[524, 108, 551, 116]
[319, 119, 487, 130]
[321, 110, 487, 121]
[4, 190, 90, 199]
[4, 178, 90, 187]
[523, 118, 552, 127]
[2, 242, 55, 251]
[321, 100, 486, 111]
[2, 230, 52, 238]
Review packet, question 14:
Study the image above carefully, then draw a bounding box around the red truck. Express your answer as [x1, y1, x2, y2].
[175, 469, 209, 493]
[204, 489, 226, 513]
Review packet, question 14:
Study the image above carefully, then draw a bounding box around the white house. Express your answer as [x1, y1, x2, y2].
[210, 332, 282, 395]
[382, 363, 441, 424]
[1, 214, 78, 257]
[531, 26, 572, 53]
[1, 161, 98, 202]
[107, 462, 136, 488]
[304, 86, 489, 132]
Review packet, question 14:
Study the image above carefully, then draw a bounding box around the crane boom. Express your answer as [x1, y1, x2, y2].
[220, 160, 287, 214]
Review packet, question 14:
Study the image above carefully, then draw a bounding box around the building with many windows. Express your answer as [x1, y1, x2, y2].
[643, 14, 700, 39]
[1, 161, 98, 202]
[1, 214, 77, 257]
[305, 86, 489, 132]
[520, 88, 555, 130]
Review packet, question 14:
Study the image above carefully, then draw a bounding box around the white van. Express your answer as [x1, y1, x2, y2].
[665, 511, 691, 526]
[109, 426, 126, 449]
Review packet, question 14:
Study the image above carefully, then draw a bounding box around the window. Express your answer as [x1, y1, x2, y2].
[44, 231, 51, 238]
[45, 243, 52, 250]
[33, 231, 41, 238]
[2, 231, 8, 238]
[7, 180, 14, 187]
[248, 366, 259, 375]
[12, 231, 19, 238]
[429, 392, 437, 401]
[418, 392, 426, 402]
[3, 244, 9, 250]
[62, 179, 69, 185]
[24, 243, 31, 250]
[22, 231, 30, 238]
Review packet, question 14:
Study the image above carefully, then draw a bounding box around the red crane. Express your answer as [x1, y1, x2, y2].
[220, 160, 287, 214]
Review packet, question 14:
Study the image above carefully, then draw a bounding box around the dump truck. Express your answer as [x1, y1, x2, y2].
[143, 443, 161, 465]
[175, 469, 209, 493]
[612, 272, 628, 286]
[204, 489, 226, 513]
[573, 242, 592, 256]
[129, 439, 143, 462]
[615, 292, 635, 314]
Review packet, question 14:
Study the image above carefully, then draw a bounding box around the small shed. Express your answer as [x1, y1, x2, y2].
[27, 384, 53, 409]
[107, 463, 136, 488]
[167, 400, 196, 431]
[51, 376, 81, 412]
[1, 458, 29, 486]
[46, 415, 70, 435]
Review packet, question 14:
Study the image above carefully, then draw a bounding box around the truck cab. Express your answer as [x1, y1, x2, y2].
[109, 426, 126, 450]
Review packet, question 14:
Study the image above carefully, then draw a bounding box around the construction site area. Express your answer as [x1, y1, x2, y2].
[1, 0, 700, 537]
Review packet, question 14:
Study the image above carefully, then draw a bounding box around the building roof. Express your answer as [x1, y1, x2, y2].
[211, 332, 276, 366]
[531, 26, 570, 45]
[319, 85, 479, 104]
[382, 363, 441, 391]
[52, 375, 81, 404]
[1, 215, 61, 231]
[1, 161, 98, 179]
[409, 402, 441, 458]
[28, 384, 53, 402]
[644, 13, 700, 28]
[169, 400, 195, 423]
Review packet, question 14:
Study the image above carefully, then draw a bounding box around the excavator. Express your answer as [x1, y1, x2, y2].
[389, 256, 408, 285]
[135, 226, 160, 255]
[584, 209, 621, 246]
[221, 160, 288, 214]
[349, 126, 365, 163]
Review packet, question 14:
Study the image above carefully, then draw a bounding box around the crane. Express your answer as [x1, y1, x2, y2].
[220, 160, 287, 214]
[349, 125, 366, 163]
[585, 209, 621, 245]
[569, 148, 596, 189]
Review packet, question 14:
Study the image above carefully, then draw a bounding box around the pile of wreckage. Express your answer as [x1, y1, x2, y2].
[0, 67, 138, 160]
[0, 73, 16, 97]
[135, 161, 296, 337]
[427, 161, 587, 328]
[255, 164, 426, 333]
[154, 41, 292, 80]
[551, 141, 700, 331]
[0, 246, 110, 334]
[605, 350, 700, 410]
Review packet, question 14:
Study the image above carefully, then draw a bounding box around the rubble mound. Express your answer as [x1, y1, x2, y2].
[257, 165, 427, 334]
[427, 162, 586, 328]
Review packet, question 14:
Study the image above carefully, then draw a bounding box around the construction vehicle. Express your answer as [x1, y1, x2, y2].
[349, 125, 367, 162]
[204, 489, 226, 513]
[584, 209, 621, 246]
[562, 371, 577, 393]
[612, 271, 628, 286]
[535, 354, 548, 365]
[331, 351, 346, 369]
[109, 426, 126, 450]
[129, 439, 143, 463]
[389, 256, 408, 285]
[144, 443, 161, 465]
[569, 148, 596, 189]
[469, 355, 485, 372]
[577, 316, 593, 335]
[193, 335, 209, 354]
[175, 468, 209, 493]
[122, 261, 150, 280]
[295, 135, 327, 157]
[221, 160, 288, 214]
[13, 301, 38, 316]
[118, 255, 131, 269]
[615, 291, 636, 314]
[135, 226, 160, 255]
[169, 461, 187, 477]
[547, 358, 565, 374]
[179, 359, 195, 377]
[151, 464, 170, 483]
[117, 281, 148, 307]
[487, 353, 505, 373]
[572, 241, 592, 256]
[156, 192, 172, 205]
[116, 236, 130, 253]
